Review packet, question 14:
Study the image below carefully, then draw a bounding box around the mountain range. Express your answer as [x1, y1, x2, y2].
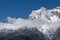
[0, 7, 60, 40]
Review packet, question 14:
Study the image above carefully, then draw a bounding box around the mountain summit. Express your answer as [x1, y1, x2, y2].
[29, 7, 60, 20]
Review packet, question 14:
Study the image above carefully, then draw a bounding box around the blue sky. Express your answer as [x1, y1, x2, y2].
[0, 0, 60, 22]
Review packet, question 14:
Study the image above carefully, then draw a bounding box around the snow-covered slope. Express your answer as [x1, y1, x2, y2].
[0, 7, 60, 40]
[29, 7, 60, 39]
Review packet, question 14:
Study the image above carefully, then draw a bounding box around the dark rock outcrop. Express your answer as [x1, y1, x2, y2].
[0, 28, 46, 40]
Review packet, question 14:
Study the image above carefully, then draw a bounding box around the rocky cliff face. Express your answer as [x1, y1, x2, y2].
[0, 28, 46, 40]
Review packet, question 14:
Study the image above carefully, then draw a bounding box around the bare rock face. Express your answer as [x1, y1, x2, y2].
[0, 28, 46, 40]
[52, 27, 60, 40]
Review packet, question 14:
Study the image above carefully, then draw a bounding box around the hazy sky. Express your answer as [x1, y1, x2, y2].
[0, 0, 60, 22]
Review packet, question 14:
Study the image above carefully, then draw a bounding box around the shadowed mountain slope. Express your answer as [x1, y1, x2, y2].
[0, 27, 46, 40]
[52, 27, 60, 40]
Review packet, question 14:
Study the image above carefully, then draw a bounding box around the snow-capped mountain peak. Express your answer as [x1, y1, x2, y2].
[29, 7, 60, 21]
[29, 7, 47, 20]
